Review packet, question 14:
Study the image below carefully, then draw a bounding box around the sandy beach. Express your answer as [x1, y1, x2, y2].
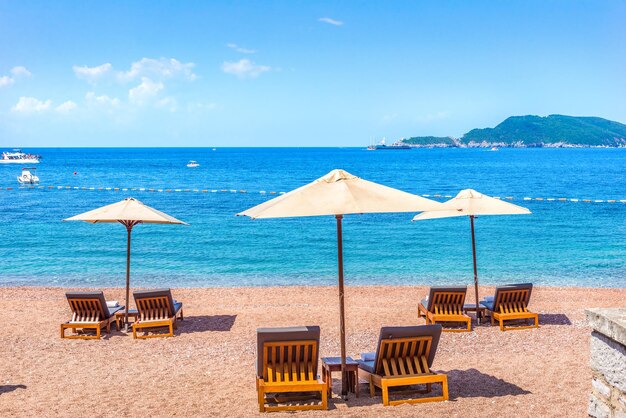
[0, 285, 623, 417]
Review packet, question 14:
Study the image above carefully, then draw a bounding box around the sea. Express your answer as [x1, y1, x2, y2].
[0, 147, 625, 289]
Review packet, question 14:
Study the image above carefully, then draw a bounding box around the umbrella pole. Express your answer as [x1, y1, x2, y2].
[470, 215, 481, 323]
[124, 222, 133, 332]
[336, 215, 348, 399]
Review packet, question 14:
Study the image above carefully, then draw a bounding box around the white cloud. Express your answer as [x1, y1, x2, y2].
[73, 63, 113, 82]
[319, 17, 343, 26]
[85, 91, 121, 107]
[128, 77, 164, 104]
[118, 58, 197, 82]
[221, 59, 271, 79]
[227, 43, 256, 54]
[11, 66, 32, 77]
[11, 97, 52, 112]
[74, 58, 197, 84]
[56, 101, 77, 113]
[0, 75, 14, 88]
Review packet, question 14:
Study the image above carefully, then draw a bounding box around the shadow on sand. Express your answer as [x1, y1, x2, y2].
[538, 313, 572, 325]
[446, 368, 531, 399]
[180, 314, 237, 333]
[0, 385, 26, 395]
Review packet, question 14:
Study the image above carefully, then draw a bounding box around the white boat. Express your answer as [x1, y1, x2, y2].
[187, 160, 200, 168]
[17, 167, 39, 184]
[1, 149, 41, 164]
[489, 147, 499, 152]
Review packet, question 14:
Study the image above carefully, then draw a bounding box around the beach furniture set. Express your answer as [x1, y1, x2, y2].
[60, 283, 538, 410]
[417, 283, 539, 332]
[257, 324, 448, 411]
[60, 288, 182, 339]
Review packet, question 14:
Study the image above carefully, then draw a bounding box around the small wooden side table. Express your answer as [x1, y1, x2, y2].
[463, 304, 487, 324]
[115, 309, 138, 330]
[321, 356, 359, 398]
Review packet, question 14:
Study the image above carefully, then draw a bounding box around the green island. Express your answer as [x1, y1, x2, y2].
[399, 115, 626, 148]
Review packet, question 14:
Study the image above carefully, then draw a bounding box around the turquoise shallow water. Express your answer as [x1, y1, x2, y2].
[0, 147, 625, 288]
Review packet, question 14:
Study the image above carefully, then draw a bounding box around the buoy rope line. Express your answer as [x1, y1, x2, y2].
[2, 185, 626, 204]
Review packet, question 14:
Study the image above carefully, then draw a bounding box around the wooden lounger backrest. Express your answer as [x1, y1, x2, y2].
[68, 298, 106, 323]
[136, 295, 173, 321]
[494, 288, 531, 314]
[262, 340, 318, 383]
[431, 291, 466, 315]
[376, 336, 433, 378]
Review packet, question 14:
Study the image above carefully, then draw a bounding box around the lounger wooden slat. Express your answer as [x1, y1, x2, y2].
[418, 287, 472, 332]
[256, 326, 327, 413]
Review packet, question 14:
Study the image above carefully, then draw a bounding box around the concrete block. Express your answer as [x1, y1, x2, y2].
[586, 308, 626, 347]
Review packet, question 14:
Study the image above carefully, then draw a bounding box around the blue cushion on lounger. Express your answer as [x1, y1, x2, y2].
[173, 302, 183, 314]
[108, 305, 125, 315]
[480, 300, 495, 311]
[361, 352, 376, 361]
[420, 297, 428, 309]
[356, 359, 375, 373]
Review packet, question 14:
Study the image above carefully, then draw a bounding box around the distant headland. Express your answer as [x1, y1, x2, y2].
[397, 115, 626, 148]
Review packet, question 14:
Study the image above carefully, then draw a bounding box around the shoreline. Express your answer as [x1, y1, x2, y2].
[2, 283, 625, 290]
[0, 285, 624, 416]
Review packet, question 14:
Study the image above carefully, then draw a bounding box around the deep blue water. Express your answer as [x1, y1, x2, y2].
[0, 147, 625, 288]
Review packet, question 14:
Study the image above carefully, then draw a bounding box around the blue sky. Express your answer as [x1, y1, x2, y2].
[1, 1, 624, 147]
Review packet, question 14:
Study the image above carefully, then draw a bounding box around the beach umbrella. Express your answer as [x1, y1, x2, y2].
[237, 169, 443, 398]
[64, 197, 187, 330]
[413, 189, 530, 321]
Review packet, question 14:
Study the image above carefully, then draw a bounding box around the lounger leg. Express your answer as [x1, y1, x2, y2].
[96, 325, 101, 339]
[132, 324, 138, 339]
[60, 325, 65, 339]
[499, 318, 504, 332]
[180, 309, 183, 320]
[369, 376, 375, 397]
[441, 375, 449, 401]
[534, 315, 539, 328]
[491, 314, 495, 325]
[382, 382, 389, 406]
[321, 385, 328, 410]
[169, 322, 174, 337]
[258, 385, 265, 412]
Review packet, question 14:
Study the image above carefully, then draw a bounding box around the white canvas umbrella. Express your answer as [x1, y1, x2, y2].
[238, 169, 443, 397]
[64, 197, 188, 329]
[413, 189, 530, 321]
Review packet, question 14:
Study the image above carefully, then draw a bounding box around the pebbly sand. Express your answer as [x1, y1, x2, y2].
[0, 285, 624, 417]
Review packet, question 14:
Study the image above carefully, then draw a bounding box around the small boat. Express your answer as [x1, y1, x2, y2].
[187, 160, 200, 168]
[17, 167, 39, 184]
[489, 147, 499, 152]
[1, 149, 41, 164]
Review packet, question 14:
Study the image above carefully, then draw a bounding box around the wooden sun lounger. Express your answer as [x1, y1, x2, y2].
[61, 291, 124, 339]
[256, 326, 328, 413]
[357, 325, 449, 406]
[132, 289, 183, 339]
[417, 286, 471, 332]
[480, 283, 539, 331]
